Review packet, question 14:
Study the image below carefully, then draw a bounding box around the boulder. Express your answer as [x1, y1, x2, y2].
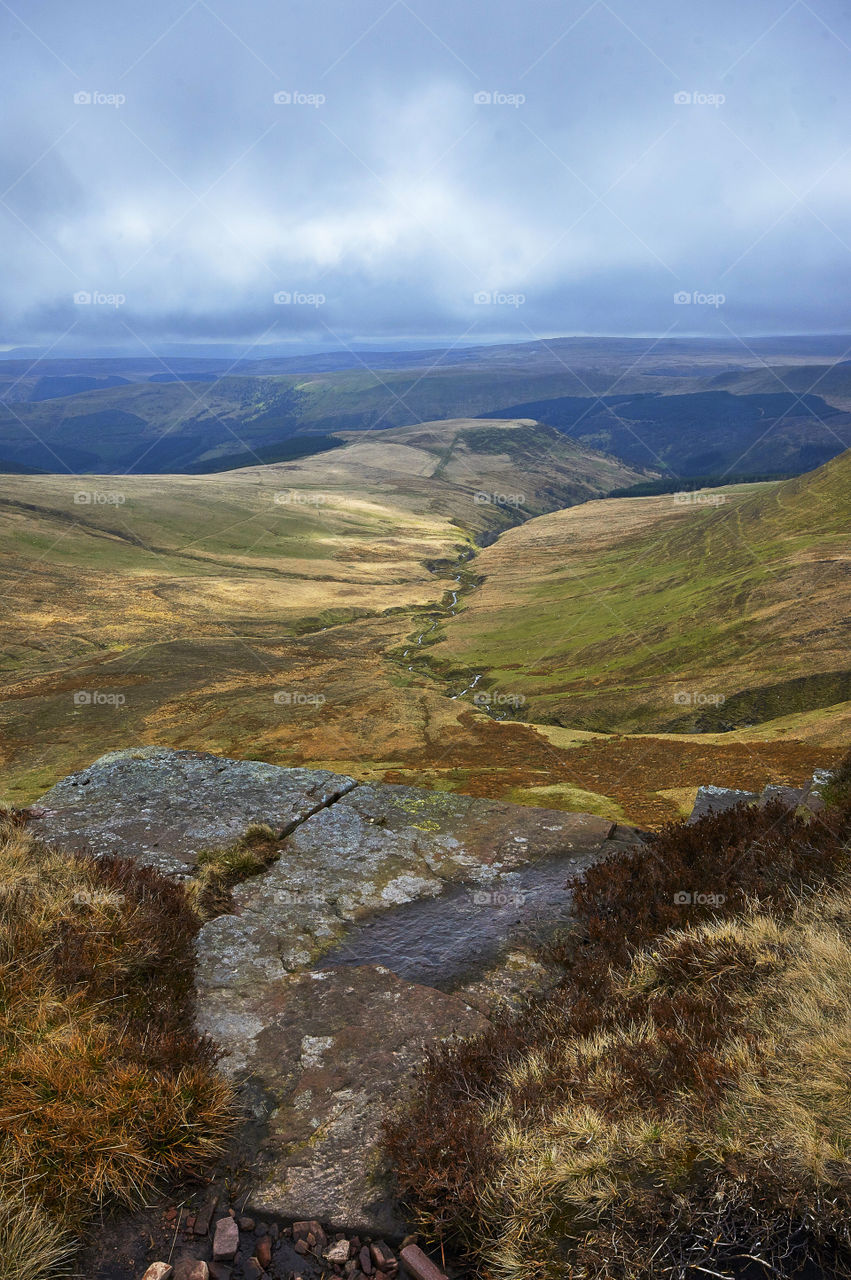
[688, 784, 758, 824]
[36, 748, 636, 1233]
[32, 747, 356, 878]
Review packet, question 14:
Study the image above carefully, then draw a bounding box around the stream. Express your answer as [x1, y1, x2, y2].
[402, 570, 485, 699]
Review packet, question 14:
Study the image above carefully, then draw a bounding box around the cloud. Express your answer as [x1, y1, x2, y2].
[1, 0, 851, 350]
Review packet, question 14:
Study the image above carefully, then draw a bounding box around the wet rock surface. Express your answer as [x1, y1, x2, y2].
[36, 748, 637, 1235]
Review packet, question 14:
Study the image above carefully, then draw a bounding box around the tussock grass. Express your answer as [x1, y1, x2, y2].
[188, 822, 281, 919]
[0, 1188, 73, 1280]
[384, 753, 851, 1278]
[0, 810, 235, 1275]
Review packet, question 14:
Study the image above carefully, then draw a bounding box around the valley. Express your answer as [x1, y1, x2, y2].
[1, 413, 845, 827]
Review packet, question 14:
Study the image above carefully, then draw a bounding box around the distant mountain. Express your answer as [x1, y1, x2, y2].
[482, 389, 851, 477]
[1, 337, 850, 475]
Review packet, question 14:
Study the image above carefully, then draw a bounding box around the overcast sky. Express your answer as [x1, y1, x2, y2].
[2, 0, 851, 353]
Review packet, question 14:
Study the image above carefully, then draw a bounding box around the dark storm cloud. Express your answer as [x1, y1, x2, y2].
[2, 0, 851, 351]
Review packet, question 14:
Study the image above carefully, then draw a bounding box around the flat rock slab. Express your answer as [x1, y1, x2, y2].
[242, 964, 489, 1235]
[35, 748, 636, 1233]
[33, 747, 356, 878]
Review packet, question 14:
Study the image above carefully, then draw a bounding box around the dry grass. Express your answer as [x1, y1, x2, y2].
[0, 1189, 73, 1280]
[0, 811, 235, 1275]
[384, 753, 851, 1278]
[483, 891, 851, 1279]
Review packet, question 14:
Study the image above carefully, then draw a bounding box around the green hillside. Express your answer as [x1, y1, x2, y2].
[431, 450, 851, 732]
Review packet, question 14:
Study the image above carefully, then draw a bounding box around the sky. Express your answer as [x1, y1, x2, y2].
[2, 0, 851, 354]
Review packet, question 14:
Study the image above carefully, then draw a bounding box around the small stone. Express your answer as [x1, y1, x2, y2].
[360, 1245, 373, 1274]
[184, 1215, 196, 1233]
[371, 1242, 397, 1271]
[308, 1219, 328, 1249]
[400, 1244, 448, 1280]
[141, 1266, 173, 1280]
[239, 1216, 255, 1231]
[193, 1194, 219, 1237]
[325, 1239, 352, 1264]
[242, 1262, 265, 1280]
[255, 1237, 272, 1269]
[174, 1262, 209, 1280]
[208, 1265, 232, 1280]
[294, 1239, 309, 1256]
[267, 1222, 279, 1241]
[164, 1206, 178, 1223]
[212, 1216, 239, 1262]
[293, 1221, 311, 1241]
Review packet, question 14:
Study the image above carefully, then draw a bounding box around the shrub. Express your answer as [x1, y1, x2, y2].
[384, 752, 851, 1277]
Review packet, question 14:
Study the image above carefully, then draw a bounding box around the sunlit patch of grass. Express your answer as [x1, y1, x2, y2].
[0, 1188, 73, 1280]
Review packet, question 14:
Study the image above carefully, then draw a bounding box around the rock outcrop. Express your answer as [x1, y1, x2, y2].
[688, 772, 830, 824]
[34, 747, 639, 1234]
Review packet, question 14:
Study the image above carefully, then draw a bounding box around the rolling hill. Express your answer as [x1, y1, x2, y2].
[429, 450, 851, 734]
[2, 336, 851, 475]
[483, 389, 851, 476]
[0, 419, 649, 806]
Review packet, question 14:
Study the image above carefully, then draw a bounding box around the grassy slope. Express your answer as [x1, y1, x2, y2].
[431, 451, 851, 732]
[385, 782, 851, 1280]
[0, 423, 842, 824]
[0, 419, 661, 811]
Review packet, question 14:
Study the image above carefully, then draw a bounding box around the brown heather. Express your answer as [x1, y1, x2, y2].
[383, 750, 851, 1279]
[0, 809, 236, 1279]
